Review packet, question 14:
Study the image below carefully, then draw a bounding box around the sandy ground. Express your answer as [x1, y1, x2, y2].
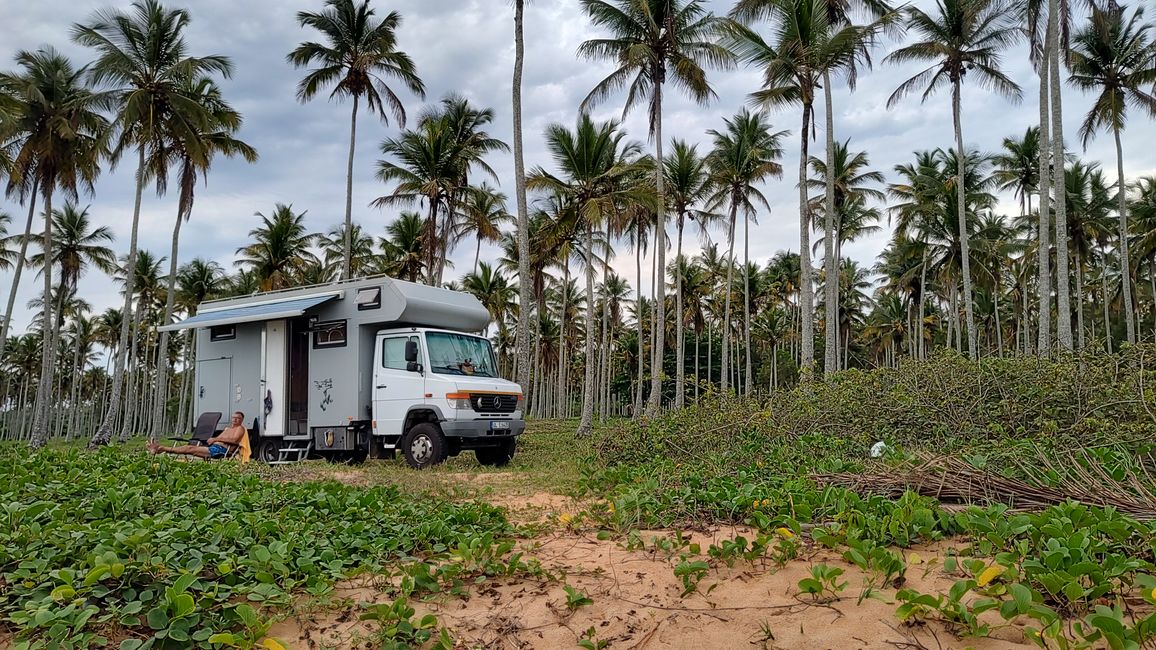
[268, 512, 1038, 650]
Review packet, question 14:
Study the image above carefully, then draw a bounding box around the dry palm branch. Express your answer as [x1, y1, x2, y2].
[814, 449, 1156, 521]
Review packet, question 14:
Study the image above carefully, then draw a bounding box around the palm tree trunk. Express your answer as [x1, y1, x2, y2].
[706, 320, 713, 391]
[68, 333, 83, 439]
[29, 189, 55, 449]
[799, 102, 815, 380]
[1102, 244, 1113, 353]
[722, 201, 737, 393]
[1115, 125, 1136, 344]
[1076, 251, 1086, 349]
[342, 95, 358, 281]
[772, 341, 778, 389]
[514, 15, 531, 402]
[1150, 257, 1155, 342]
[994, 284, 1004, 356]
[0, 195, 38, 366]
[675, 214, 685, 408]
[1048, 27, 1072, 351]
[600, 258, 611, 420]
[557, 261, 568, 417]
[1037, 48, 1053, 355]
[743, 207, 752, 395]
[694, 322, 700, 401]
[120, 299, 145, 442]
[952, 84, 978, 360]
[577, 222, 596, 437]
[646, 92, 666, 417]
[153, 206, 186, 440]
[634, 240, 644, 418]
[918, 249, 928, 359]
[822, 73, 838, 378]
[90, 146, 147, 448]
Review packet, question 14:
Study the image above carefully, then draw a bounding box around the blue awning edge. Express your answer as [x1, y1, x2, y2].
[157, 292, 339, 332]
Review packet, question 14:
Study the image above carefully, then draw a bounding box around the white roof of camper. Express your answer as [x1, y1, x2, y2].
[157, 276, 491, 333]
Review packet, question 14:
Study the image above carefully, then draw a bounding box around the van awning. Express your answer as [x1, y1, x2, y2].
[156, 292, 340, 332]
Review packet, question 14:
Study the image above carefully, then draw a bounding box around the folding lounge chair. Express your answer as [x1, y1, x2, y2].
[169, 412, 223, 447]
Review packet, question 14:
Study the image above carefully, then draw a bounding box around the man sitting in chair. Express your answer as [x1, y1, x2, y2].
[148, 411, 247, 460]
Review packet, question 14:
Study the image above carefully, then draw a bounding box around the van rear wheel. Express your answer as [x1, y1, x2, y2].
[401, 423, 447, 469]
[256, 438, 281, 464]
[475, 438, 516, 467]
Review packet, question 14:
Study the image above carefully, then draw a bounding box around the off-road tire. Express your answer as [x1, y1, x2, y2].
[475, 438, 516, 467]
[401, 423, 447, 469]
[256, 438, 281, 464]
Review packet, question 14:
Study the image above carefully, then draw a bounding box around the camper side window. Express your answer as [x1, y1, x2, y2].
[312, 320, 347, 349]
[209, 324, 235, 341]
[381, 336, 418, 370]
[356, 287, 381, 310]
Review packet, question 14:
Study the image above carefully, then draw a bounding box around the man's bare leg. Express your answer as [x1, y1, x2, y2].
[147, 440, 210, 459]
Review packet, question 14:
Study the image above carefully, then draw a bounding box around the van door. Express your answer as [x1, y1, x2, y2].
[373, 334, 426, 436]
[196, 357, 232, 417]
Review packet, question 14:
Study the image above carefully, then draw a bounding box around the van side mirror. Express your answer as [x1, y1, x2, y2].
[404, 339, 422, 373]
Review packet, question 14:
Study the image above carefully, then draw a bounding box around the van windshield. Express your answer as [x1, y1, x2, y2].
[426, 332, 499, 378]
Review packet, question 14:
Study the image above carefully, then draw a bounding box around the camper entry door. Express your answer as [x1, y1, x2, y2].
[261, 320, 288, 437]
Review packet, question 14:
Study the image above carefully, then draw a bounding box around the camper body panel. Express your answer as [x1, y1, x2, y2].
[194, 325, 263, 430]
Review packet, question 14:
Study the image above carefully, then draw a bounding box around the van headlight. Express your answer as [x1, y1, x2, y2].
[446, 393, 472, 410]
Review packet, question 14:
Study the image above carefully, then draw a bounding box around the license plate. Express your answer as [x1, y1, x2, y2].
[489, 421, 511, 430]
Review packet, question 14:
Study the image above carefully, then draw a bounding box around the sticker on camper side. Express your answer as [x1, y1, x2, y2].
[315, 378, 333, 411]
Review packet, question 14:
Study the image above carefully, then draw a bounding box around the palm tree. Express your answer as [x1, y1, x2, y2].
[663, 140, 713, 407]
[288, 0, 424, 280]
[456, 184, 512, 274]
[372, 97, 507, 286]
[512, 0, 533, 407]
[727, 0, 864, 380]
[462, 262, 517, 342]
[578, 0, 733, 415]
[74, 0, 231, 447]
[0, 212, 18, 272]
[704, 109, 785, 394]
[153, 77, 256, 438]
[807, 140, 884, 364]
[427, 95, 509, 284]
[884, 0, 1022, 359]
[380, 211, 426, 282]
[1068, 4, 1156, 346]
[235, 204, 320, 291]
[992, 127, 1041, 220]
[734, 0, 894, 377]
[0, 48, 106, 448]
[528, 115, 645, 436]
[320, 222, 375, 278]
[28, 203, 117, 332]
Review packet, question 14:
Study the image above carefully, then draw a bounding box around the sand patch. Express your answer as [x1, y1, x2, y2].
[268, 525, 1036, 650]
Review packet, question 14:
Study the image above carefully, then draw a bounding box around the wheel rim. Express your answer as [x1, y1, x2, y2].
[260, 441, 279, 463]
[411, 435, 433, 464]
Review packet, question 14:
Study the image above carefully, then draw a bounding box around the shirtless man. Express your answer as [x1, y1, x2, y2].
[148, 411, 247, 459]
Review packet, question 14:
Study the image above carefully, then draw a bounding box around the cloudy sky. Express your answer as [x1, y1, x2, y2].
[3, 0, 1155, 335]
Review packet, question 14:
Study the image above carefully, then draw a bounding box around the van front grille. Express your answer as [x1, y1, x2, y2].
[470, 393, 518, 414]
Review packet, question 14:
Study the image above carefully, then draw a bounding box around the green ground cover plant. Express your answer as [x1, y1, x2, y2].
[0, 447, 512, 648]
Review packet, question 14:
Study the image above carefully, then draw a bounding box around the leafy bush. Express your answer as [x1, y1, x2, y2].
[595, 348, 1156, 472]
[0, 447, 512, 648]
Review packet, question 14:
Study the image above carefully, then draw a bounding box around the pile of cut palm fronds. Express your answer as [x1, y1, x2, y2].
[814, 448, 1156, 521]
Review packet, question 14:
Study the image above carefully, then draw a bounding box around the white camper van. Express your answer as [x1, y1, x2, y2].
[158, 276, 525, 468]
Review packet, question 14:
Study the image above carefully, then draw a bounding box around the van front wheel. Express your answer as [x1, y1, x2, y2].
[401, 423, 446, 469]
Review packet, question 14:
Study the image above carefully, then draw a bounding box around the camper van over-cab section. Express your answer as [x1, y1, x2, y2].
[158, 276, 526, 468]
